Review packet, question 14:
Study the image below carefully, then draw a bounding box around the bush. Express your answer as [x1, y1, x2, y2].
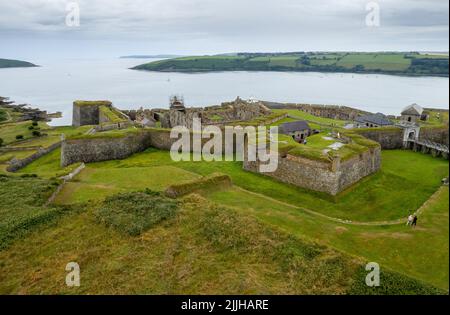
[32, 121, 38, 126]
[95, 191, 178, 236]
[28, 125, 34, 130]
[0, 176, 76, 250]
[347, 266, 447, 295]
[0, 138, 3, 147]
[32, 130, 41, 137]
[20, 174, 38, 178]
[15, 135, 24, 140]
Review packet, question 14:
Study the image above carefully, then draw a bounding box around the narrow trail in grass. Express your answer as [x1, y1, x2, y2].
[233, 185, 446, 226]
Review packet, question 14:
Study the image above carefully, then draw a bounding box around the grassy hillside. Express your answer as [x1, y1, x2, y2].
[9, 146, 448, 290]
[0, 189, 444, 294]
[132, 52, 449, 77]
[0, 58, 37, 68]
[0, 175, 76, 250]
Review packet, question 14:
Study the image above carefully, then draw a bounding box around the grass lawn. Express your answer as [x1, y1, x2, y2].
[0, 175, 72, 250]
[0, 150, 37, 164]
[420, 110, 449, 127]
[43, 125, 93, 138]
[336, 53, 411, 71]
[205, 186, 449, 290]
[9, 135, 61, 149]
[1, 145, 448, 292]
[16, 149, 81, 179]
[0, 121, 49, 145]
[273, 109, 348, 127]
[0, 192, 443, 294]
[24, 147, 448, 222]
[54, 165, 200, 204]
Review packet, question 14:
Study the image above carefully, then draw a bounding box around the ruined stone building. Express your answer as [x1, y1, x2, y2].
[72, 100, 130, 127]
[159, 97, 271, 129]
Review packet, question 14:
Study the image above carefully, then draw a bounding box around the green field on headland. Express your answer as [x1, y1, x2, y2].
[133, 52, 449, 77]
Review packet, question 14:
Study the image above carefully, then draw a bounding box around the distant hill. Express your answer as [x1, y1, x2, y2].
[0, 58, 37, 69]
[132, 52, 449, 77]
[120, 54, 183, 59]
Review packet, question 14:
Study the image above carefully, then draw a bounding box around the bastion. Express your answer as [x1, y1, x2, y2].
[243, 134, 381, 196]
[72, 100, 130, 127]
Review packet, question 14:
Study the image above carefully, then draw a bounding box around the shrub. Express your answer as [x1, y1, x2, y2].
[347, 266, 447, 295]
[20, 174, 38, 178]
[94, 191, 178, 236]
[32, 130, 41, 137]
[0, 176, 77, 250]
[32, 121, 38, 126]
[15, 135, 24, 140]
[0, 138, 3, 147]
[28, 125, 34, 130]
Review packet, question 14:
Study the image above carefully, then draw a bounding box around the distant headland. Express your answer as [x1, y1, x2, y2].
[132, 52, 449, 77]
[0, 58, 37, 69]
[120, 54, 184, 59]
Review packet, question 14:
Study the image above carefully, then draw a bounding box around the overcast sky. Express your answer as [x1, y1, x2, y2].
[0, 0, 448, 60]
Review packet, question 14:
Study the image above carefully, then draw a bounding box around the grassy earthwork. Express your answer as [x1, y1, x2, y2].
[0, 119, 448, 293]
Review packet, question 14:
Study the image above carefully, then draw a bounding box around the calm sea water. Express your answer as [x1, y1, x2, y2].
[0, 57, 448, 126]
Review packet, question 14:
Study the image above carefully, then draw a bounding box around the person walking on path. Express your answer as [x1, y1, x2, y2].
[412, 215, 418, 227]
[406, 214, 414, 226]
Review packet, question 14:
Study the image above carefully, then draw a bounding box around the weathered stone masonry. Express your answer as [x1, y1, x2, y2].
[243, 147, 381, 196]
[61, 132, 152, 167]
[61, 129, 235, 167]
[355, 126, 449, 149]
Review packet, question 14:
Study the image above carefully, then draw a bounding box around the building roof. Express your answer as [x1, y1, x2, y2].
[280, 121, 311, 133]
[401, 103, 423, 116]
[355, 113, 393, 126]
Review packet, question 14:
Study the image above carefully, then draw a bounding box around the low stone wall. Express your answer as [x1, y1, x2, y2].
[353, 128, 404, 149]
[353, 125, 449, 149]
[419, 126, 449, 146]
[337, 148, 381, 191]
[7, 141, 62, 172]
[243, 147, 381, 196]
[147, 128, 235, 153]
[286, 103, 369, 121]
[60, 128, 244, 166]
[61, 132, 152, 167]
[45, 163, 86, 206]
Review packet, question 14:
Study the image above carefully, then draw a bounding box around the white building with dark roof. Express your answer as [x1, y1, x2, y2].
[401, 103, 424, 123]
[279, 120, 311, 143]
[354, 112, 393, 128]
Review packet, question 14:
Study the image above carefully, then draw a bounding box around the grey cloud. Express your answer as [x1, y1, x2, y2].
[0, 0, 448, 57]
